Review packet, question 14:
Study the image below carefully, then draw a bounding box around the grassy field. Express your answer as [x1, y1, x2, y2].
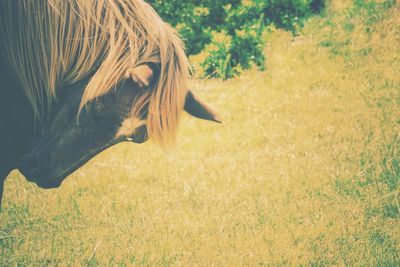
[1, 1, 399, 265]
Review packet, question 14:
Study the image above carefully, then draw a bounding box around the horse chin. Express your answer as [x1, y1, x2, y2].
[18, 170, 63, 189]
[29, 176, 63, 189]
[18, 160, 64, 189]
[18, 151, 94, 189]
[17, 137, 130, 189]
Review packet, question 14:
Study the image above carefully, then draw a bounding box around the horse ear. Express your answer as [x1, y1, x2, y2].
[184, 90, 222, 123]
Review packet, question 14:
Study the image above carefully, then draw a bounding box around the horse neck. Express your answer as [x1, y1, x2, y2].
[0, 56, 34, 177]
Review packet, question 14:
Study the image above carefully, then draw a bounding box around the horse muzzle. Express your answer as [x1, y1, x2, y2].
[18, 153, 63, 189]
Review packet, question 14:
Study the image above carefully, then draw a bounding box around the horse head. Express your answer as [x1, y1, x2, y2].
[1, 0, 221, 193]
[18, 65, 221, 189]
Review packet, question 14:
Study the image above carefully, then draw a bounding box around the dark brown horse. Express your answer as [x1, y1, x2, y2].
[0, 52, 34, 207]
[0, 0, 221, 208]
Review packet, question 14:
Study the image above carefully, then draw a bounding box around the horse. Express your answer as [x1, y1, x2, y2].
[0, 0, 221, 208]
[0, 52, 35, 208]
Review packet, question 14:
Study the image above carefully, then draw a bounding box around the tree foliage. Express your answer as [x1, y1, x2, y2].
[148, 0, 325, 79]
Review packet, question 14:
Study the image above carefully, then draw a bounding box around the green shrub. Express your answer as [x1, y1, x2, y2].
[200, 2, 266, 79]
[263, 0, 325, 32]
[148, 0, 325, 79]
[200, 31, 235, 79]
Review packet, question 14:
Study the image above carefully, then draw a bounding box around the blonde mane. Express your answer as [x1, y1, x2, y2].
[0, 0, 190, 147]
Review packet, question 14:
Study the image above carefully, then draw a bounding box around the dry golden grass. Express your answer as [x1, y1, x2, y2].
[1, 1, 399, 265]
